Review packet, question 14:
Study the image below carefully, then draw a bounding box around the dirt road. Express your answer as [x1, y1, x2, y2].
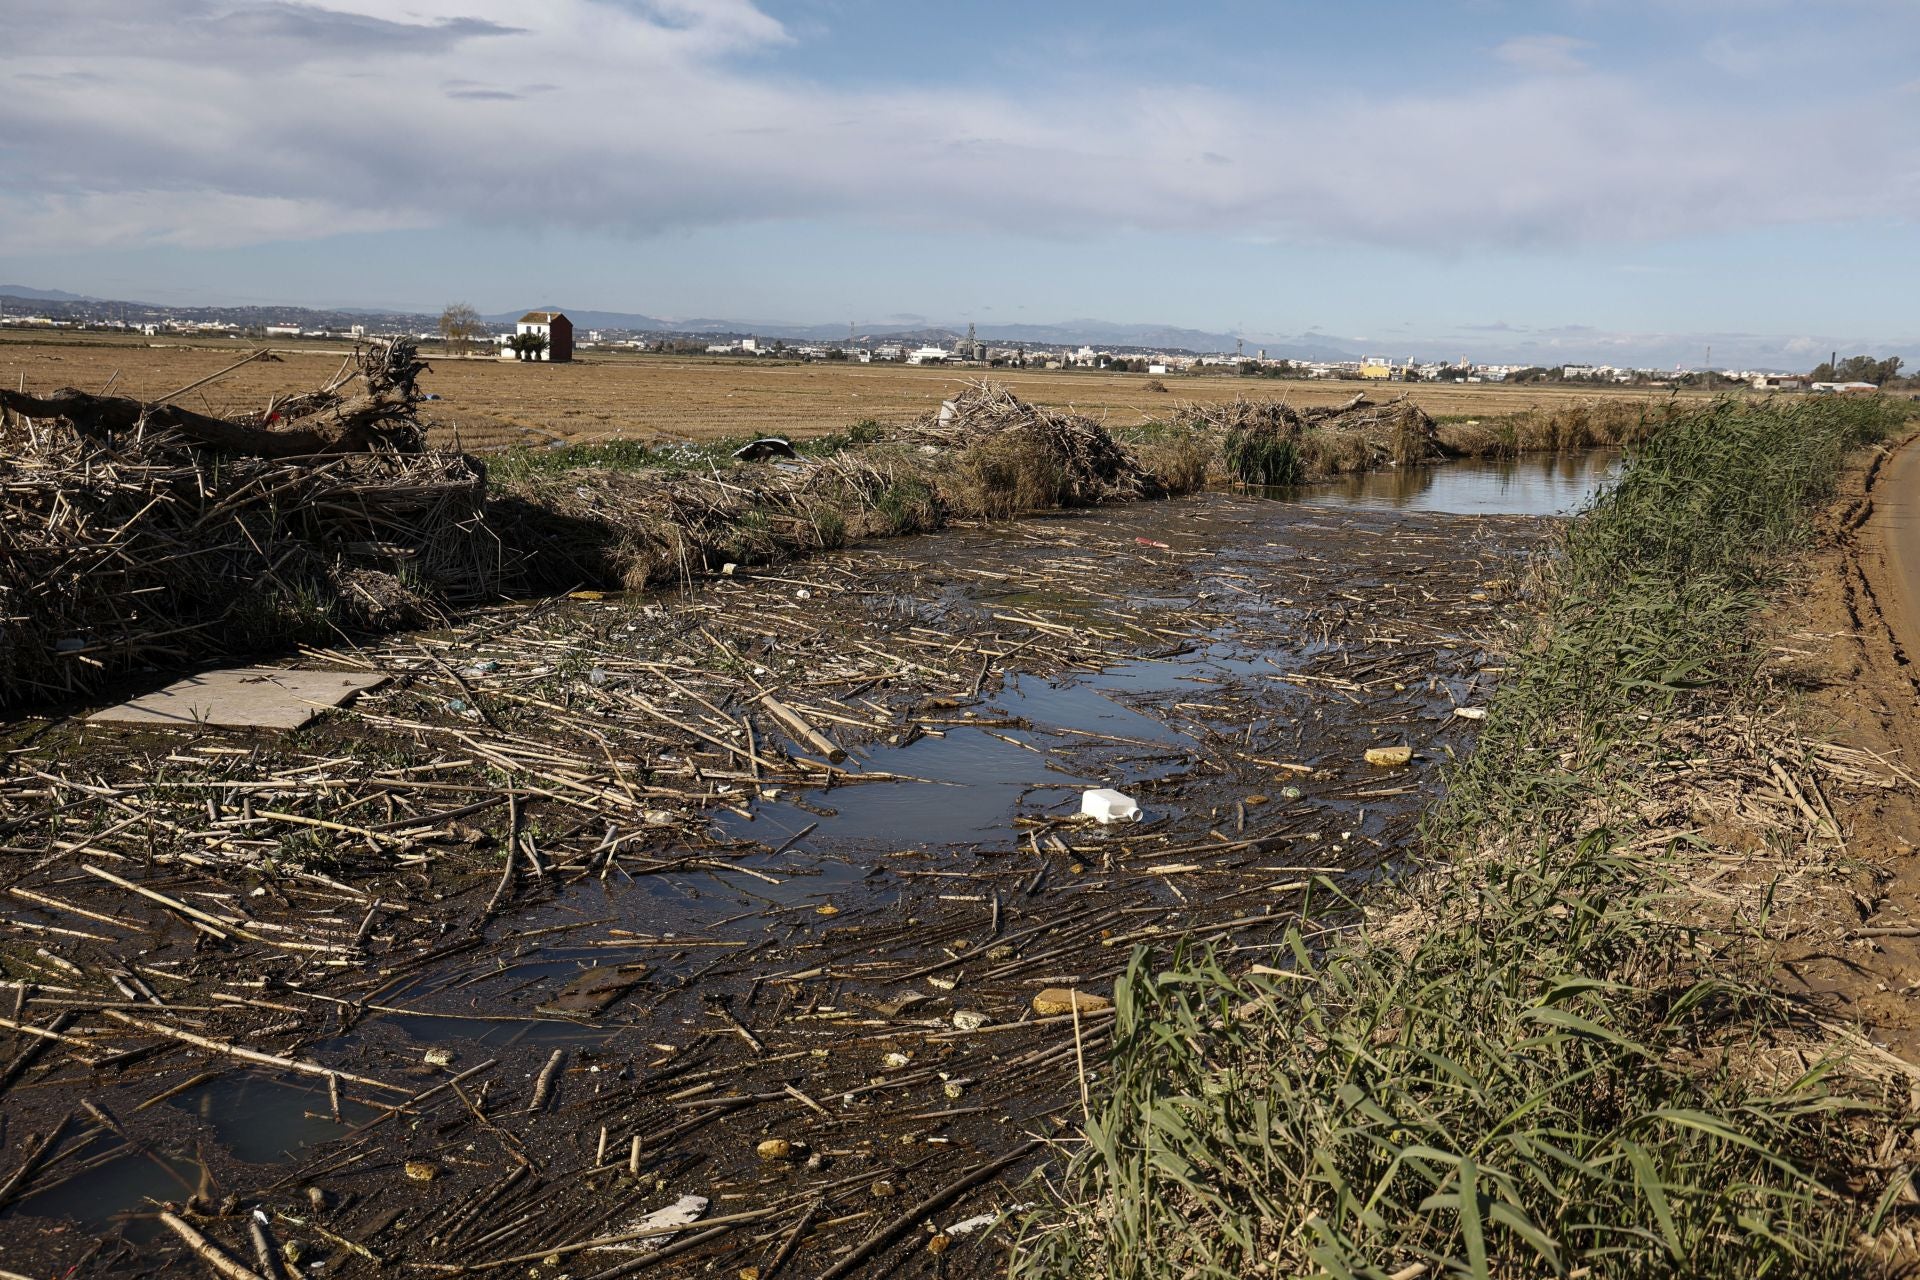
[1772, 431, 1920, 1061]
[1863, 433, 1920, 678]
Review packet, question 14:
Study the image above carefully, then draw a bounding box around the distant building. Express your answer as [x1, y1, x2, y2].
[906, 345, 950, 365]
[264, 324, 302, 338]
[1358, 357, 1394, 380]
[515, 311, 573, 362]
[1811, 381, 1880, 395]
[1752, 374, 1807, 390]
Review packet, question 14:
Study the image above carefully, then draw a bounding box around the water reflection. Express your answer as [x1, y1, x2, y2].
[1273, 450, 1618, 516]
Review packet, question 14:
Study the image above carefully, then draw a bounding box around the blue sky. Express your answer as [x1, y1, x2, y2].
[3, 0, 1916, 367]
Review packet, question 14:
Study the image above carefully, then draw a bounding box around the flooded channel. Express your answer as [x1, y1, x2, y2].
[1284, 448, 1618, 515]
[0, 453, 1616, 1276]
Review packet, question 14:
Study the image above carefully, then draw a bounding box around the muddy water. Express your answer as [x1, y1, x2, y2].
[0, 454, 1614, 1275]
[1285, 449, 1618, 516]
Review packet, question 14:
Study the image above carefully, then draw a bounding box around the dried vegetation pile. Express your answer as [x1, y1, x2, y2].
[906, 380, 1156, 515]
[0, 342, 494, 704]
[492, 381, 1189, 593]
[1179, 393, 1443, 484]
[1434, 396, 1668, 459]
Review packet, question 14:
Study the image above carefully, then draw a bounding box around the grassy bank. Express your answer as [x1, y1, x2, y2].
[484, 385, 1180, 595]
[1433, 396, 1671, 460]
[1013, 395, 1919, 1279]
[485, 388, 1670, 595]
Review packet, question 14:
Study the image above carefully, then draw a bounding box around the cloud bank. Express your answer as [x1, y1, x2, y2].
[3, 0, 1916, 258]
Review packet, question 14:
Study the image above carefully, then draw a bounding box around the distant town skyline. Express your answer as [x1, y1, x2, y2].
[4, 1, 1916, 371]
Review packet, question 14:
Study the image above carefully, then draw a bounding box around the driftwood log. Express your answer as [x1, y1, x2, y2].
[0, 386, 390, 456]
[0, 338, 428, 458]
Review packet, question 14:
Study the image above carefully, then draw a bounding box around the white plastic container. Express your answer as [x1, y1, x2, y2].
[1081, 788, 1141, 824]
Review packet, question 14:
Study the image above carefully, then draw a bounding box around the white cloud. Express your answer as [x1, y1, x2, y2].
[1493, 34, 1593, 74]
[0, 1, 1914, 257]
[0, 191, 434, 254]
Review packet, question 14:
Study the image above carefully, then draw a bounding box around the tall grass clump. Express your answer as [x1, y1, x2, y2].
[1016, 395, 1918, 1280]
[1134, 432, 1215, 495]
[1223, 427, 1304, 485]
[1436, 398, 1674, 460]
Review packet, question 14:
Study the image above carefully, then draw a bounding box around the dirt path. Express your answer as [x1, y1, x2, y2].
[1773, 432, 1920, 1061]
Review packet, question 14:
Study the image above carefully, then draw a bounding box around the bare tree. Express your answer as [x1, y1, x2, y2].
[438, 302, 482, 355]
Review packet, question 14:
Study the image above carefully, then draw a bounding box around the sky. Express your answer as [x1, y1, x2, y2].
[2, 0, 1917, 368]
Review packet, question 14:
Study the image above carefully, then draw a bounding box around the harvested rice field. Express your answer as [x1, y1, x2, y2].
[0, 334, 1708, 453]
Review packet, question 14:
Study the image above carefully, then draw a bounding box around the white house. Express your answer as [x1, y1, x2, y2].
[906, 345, 951, 365]
[506, 311, 573, 362]
[264, 324, 301, 338]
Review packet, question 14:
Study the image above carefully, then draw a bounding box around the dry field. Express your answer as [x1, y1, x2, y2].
[1, 332, 1706, 452]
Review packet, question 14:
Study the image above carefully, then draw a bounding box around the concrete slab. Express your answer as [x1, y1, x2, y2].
[88, 668, 387, 731]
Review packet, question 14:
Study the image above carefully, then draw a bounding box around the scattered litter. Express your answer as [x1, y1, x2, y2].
[864, 992, 929, 1017]
[946, 1204, 1035, 1236]
[732, 437, 798, 462]
[598, 1194, 709, 1253]
[951, 1009, 991, 1032]
[1080, 788, 1141, 824]
[1032, 988, 1112, 1017]
[87, 668, 388, 731]
[1452, 706, 1488, 720]
[534, 964, 649, 1018]
[1364, 745, 1413, 767]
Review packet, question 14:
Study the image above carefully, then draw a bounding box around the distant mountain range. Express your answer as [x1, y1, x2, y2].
[16, 284, 1886, 369]
[0, 284, 1367, 359]
[0, 285, 96, 303]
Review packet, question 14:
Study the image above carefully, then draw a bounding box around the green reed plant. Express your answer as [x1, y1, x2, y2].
[1016, 395, 1919, 1280]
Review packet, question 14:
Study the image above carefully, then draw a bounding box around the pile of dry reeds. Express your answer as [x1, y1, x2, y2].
[491, 450, 911, 593]
[907, 381, 1154, 514]
[0, 342, 493, 705]
[1182, 393, 1441, 484]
